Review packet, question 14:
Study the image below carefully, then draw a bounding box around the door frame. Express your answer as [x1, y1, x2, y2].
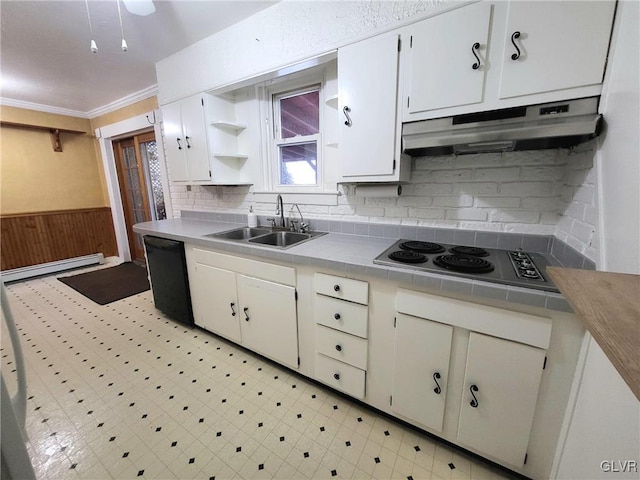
[95, 110, 172, 262]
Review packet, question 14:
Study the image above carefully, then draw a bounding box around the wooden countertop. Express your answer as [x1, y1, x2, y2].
[547, 267, 640, 401]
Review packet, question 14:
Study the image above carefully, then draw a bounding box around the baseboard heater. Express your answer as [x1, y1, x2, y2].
[1, 254, 105, 283]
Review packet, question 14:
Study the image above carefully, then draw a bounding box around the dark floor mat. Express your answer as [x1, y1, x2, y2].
[58, 262, 149, 305]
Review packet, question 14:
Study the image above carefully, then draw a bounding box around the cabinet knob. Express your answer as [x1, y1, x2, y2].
[433, 372, 442, 395]
[471, 42, 481, 70]
[333, 373, 340, 380]
[334, 313, 341, 320]
[335, 344, 342, 352]
[333, 284, 341, 292]
[510, 31, 522, 60]
[469, 384, 479, 408]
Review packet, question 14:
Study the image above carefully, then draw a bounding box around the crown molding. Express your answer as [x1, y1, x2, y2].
[86, 84, 159, 119]
[0, 98, 89, 118]
[0, 84, 159, 120]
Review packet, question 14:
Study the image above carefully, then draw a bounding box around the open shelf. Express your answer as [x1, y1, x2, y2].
[210, 120, 247, 131]
[325, 94, 339, 109]
[212, 153, 249, 160]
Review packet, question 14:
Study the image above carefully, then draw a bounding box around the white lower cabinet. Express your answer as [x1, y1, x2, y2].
[237, 274, 298, 369]
[185, 245, 299, 369]
[190, 263, 241, 342]
[391, 313, 453, 433]
[457, 332, 546, 468]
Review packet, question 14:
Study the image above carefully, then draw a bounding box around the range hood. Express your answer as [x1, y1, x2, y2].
[402, 97, 603, 156]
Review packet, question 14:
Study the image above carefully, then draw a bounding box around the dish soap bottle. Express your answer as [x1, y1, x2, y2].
[247, 206, 258, 227]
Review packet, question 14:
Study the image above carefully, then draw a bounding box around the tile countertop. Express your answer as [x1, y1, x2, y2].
[133, 218, 574, 313]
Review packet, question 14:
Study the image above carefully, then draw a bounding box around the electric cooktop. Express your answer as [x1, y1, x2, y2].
[373, 239, 560, 293]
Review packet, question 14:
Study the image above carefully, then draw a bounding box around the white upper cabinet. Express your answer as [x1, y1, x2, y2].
[498, 1, 616, 99]
[403, 2, 492, 116]
[401, 1, 615, 122]
[161, 94, 211, 183]
[338, 32, 409, 182]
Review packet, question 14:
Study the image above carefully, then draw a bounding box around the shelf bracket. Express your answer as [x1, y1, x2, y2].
[49, 129, 63, 152]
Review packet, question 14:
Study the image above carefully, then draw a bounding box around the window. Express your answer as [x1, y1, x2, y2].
[272, 86, 321, 187]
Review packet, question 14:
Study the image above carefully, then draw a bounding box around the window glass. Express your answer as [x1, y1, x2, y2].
[279, 90, 319, 139]
[278, 142, 317, 185]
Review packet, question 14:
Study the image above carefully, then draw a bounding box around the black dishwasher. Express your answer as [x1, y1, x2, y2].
[143, 236, 194, 326]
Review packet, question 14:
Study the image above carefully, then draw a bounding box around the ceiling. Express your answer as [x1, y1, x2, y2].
[0, 0, 278, 116]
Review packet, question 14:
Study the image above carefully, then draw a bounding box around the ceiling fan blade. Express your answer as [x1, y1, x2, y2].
[122, 0, 155, 16]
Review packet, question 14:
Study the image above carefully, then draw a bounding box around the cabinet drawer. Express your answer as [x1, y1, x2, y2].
[314, 273, 368, 305]
[315, 353, 366, 399]
[316, 325, 368, 370]
[315, 294, 368, 338]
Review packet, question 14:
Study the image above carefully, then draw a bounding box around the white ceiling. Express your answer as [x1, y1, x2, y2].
[0, 0, 278, 116]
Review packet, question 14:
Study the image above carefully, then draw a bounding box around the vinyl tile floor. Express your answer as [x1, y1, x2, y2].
[2, 260, 517, 480]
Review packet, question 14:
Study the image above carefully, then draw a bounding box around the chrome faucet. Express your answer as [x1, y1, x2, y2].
[275, 194, 286, 229]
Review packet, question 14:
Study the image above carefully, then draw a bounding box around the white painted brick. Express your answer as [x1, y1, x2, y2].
[397, 196, 433, 207]
[303, 205, 330, 214]
[540, 212, 560, 224]
[451, 153, 504, 168]
[475, 196, 521, 208]
[566, 235, 587, 254]
[567, 151, 596, 169]
[571, 220, 594, 244]
[413, 156, 454, 170]
[565, 170, 590, 187]
[584, 205, 598, 225]
[328, 204, 357, 215]
[384, 207, 410, 217]
[409, 208, 446, 219]
[565, 201, 586, 220]
[500, 182, 558, 196]
[490, 210, 540, 224]
[573, 185, 596, 205]
[365, 197, 398, 207]
[446, 209, 488, 221]
[411, 183, 453, 195]
[521, 166, 566, 181]
[556, 215, 574, 233]
[428, 169, 473, 183]
[356, 206, 385, 217]
[521, 197, 562, 211]
[474, 167, 520, 181]
[505, 150, 564, 165]
[452, 183, 498, 195]
[432, 195, 474, 207]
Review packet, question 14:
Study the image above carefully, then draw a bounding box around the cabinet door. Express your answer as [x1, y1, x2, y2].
[391, 314, 452, 433]
[339, 32, 400, 178]
[180, 96, 211, 182]
[457, 332, 546, 468]
[404, 2, 492, 115]
[161, 101, 189, 181]
[190, 263, 241, 343]
[498, 1, 615, 99]
[237, 275, 298, 369]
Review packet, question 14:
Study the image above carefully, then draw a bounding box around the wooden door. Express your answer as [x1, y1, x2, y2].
[391, 313, 452, 432]
[457, 332, 546, 467]
[113, 132, 153, 262]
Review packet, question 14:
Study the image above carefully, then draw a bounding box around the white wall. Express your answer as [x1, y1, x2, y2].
[556, 2, 640, 478]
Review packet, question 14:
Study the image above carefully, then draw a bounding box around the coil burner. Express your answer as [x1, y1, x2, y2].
[433, 254, 495, 273]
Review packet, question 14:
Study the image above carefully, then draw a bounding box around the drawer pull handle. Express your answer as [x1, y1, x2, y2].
[185, 136, 191, 149]
[243, 307, 250, 322]
[469, 384, 479, 408]
[342, 106, 352, 127]
[335, 344, 342, 352]
[230, 302, 236, 317]
[333, 373, 340, 380]
[334, 313, 341, 320]
[176, 137, 182, 150]
[471, 42, 481, 70]
[333, 284, 341, 292]
[433, 372, 442, 395]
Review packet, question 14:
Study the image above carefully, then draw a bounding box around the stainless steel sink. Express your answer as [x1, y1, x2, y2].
[248, 232, 313, 248]
[205, 227, 325, 249]
[205, 227, 271, 240]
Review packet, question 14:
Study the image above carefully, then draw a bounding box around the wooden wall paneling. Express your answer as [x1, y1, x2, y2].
[0, 207, 119, 270]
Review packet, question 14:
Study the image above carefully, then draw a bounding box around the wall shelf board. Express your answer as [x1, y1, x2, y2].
[210, 120, 247, 131]
[1, 121, 86, 152]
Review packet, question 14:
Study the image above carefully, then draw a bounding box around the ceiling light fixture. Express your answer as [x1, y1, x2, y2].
[122, 0, 155, 17]
[84, 0, 97, 53]
[116, 0, 128, 52]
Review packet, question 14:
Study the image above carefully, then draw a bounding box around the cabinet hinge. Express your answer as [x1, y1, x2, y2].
[201, 98, 204, 106]
[543, 356, 547, 370]
[392, 159, 396, 172]
[407, 96, 410, 109]
[524, 453, 528, 465]
[209, 170, 212, 178]
[298, 357, 300, 366]
[397, 37, 401, 52]
[294, 290, 298, 301]
[390, 395, 393, 406]
[393, 317, 397, 328]
[410, 35, 413, 48]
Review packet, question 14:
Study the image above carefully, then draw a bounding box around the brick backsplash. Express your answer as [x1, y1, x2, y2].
[169, 143, 599, 263]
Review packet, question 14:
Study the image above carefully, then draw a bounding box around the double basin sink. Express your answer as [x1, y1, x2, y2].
[205, 226, 326, 249]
